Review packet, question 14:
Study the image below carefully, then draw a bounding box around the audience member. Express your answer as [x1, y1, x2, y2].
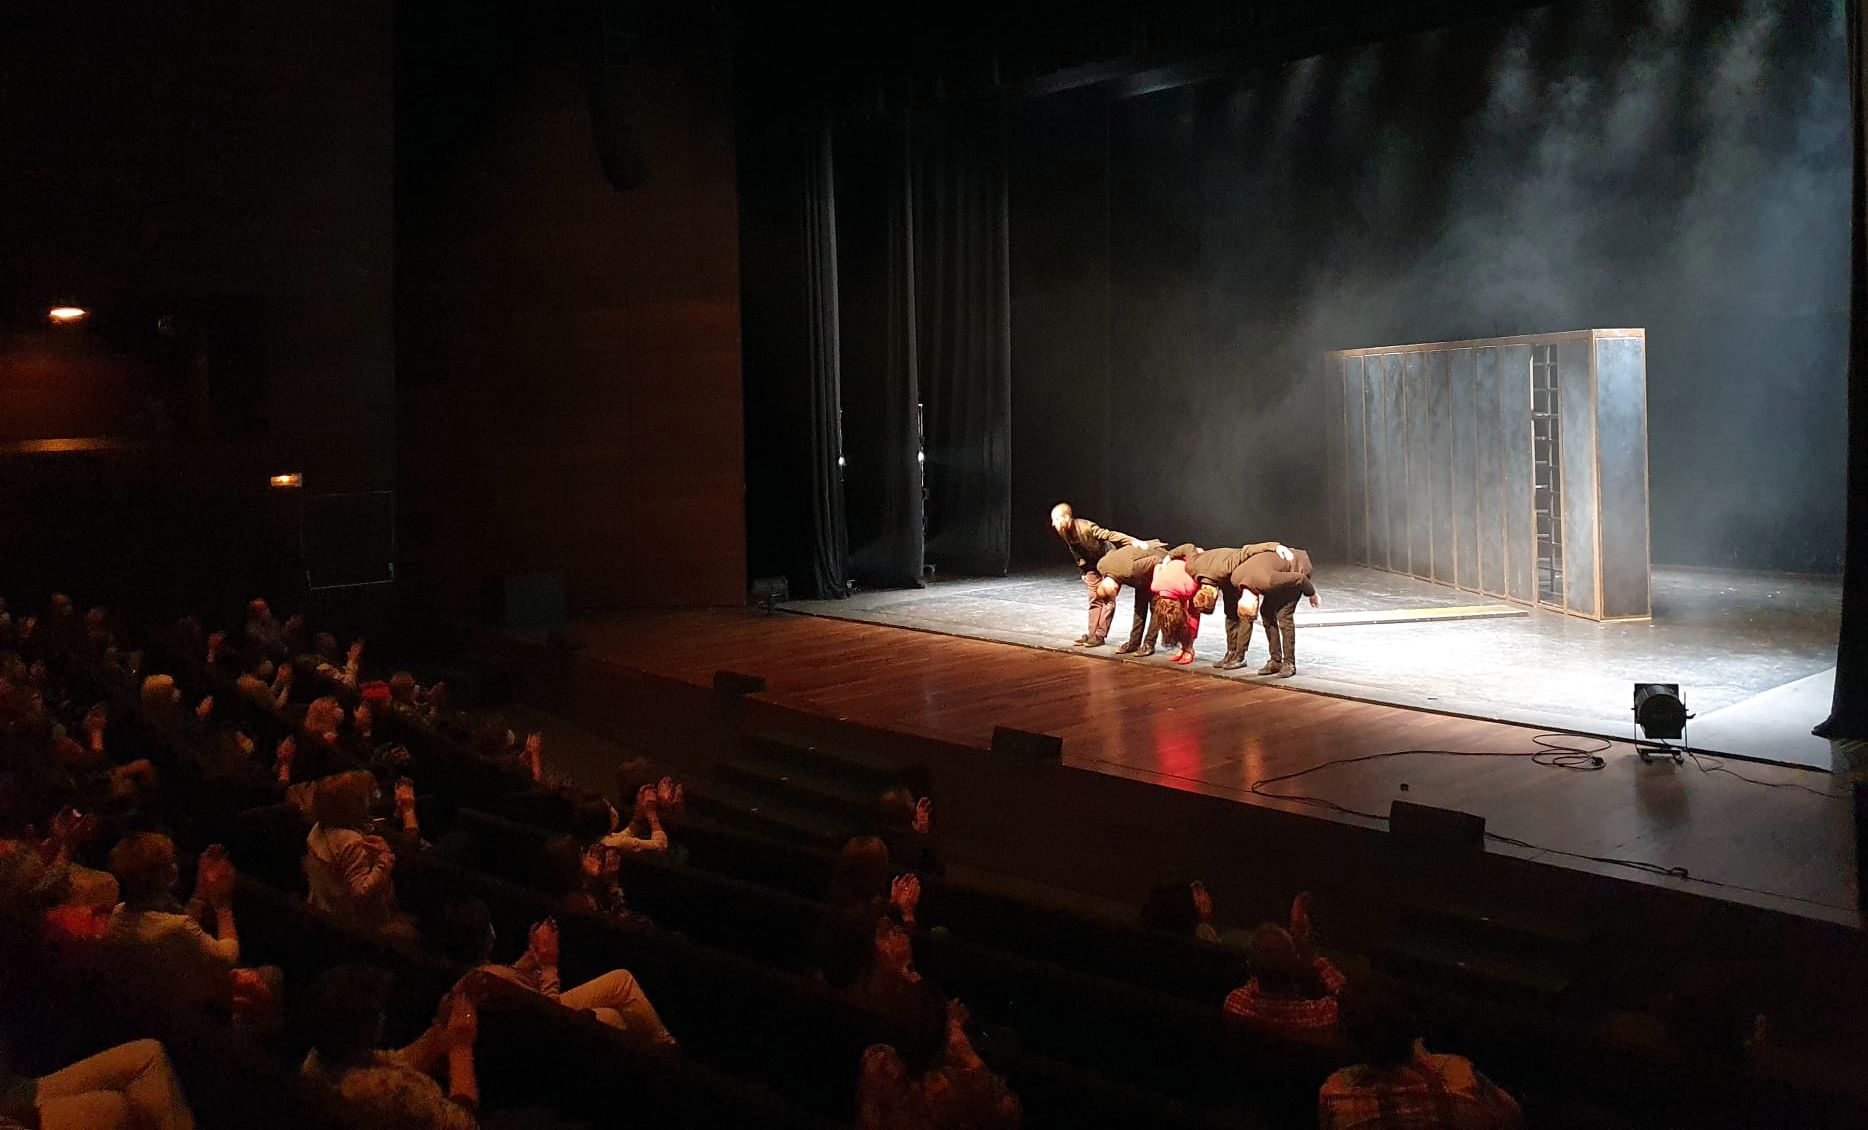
[304, 770, 416, 941]
[599, 775, 680, 857]
[1223, 894, 1346, 1038]
[857, 998, 1021, 1130]
[875, 787, 943, 877]
[103, 834, 241, 1007]
[433, 897, 677, 1050]
[1318, 976, 1523, 1130]
[1140, 875, 1221, 943]
[301, 963, 480, 1129]
[0, 1038, 197, 1130]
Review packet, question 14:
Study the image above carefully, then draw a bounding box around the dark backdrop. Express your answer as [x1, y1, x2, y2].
[1012, 0, 1850, 573]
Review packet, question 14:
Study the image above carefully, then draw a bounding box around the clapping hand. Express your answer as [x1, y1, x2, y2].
[528, 919, 561, 968]
[394, 776, 417, 813]
[196, 845, 238, 907]
[196, 695, 215, 720]
[890, 873, 922, 922]
[912, 796, 933, 835]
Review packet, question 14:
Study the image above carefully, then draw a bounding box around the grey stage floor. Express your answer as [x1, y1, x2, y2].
[783, 565, 1857, 771]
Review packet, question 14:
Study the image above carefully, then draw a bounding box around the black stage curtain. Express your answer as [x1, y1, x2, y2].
[914, 107, 1012, 577]
[1822, 0, 1868, 739]
[839, 118, 926, 589]
[737, 104, 848, 600]
[803, 120, 851, 600]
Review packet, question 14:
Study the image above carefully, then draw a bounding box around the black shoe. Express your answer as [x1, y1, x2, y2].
[1074, 635, 1106, 648]
[1133, 645, 1155, 658]
[1278, 661, 1296, 678]
[1256, 660, 1282, 675]
[1213, 656, 1245, 670]
[1115, 641, 1137, 654]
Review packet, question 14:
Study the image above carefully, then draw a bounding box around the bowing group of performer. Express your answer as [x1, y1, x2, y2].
[1049, 503, 1318, 677]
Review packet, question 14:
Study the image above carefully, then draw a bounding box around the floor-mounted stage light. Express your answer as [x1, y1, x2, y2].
[47, 306, 88, 325]
[1633, 682, 1691, 763]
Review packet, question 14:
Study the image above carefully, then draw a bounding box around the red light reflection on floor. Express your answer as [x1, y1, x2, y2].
[1148, 707, 1206, 779]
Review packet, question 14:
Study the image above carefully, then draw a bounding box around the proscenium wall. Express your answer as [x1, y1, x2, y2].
[397, 57, 745, 612]
[1012, 0, 1848, 574]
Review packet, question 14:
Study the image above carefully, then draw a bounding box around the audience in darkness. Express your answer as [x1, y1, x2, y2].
[1318, 975, 1523, 1130]
[1139, 874, 1221, 943]
[874, 786, 942, 877]
[303, 770, 417, 941]
[432, 896, 677, 1050]
[301, 963, 481, 1130]
[857, 998, 1021, 1130]
[0, 1038, 198, 1130]
[1223, 893, 1348, 1038]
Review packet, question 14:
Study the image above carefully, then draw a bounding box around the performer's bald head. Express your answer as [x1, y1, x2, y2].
[1049, 503, 1073, 531]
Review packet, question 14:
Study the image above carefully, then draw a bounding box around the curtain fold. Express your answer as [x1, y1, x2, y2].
[1820, 0, 1868, 738]
[914, 106, 1014, 577]
[839, 118, 927, 589]
[803, 119, 851, 599]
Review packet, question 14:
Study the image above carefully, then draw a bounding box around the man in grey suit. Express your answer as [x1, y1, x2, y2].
[1050, 502, 1140, 647]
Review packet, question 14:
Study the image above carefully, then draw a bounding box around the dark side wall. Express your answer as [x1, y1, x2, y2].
[1011, 0, 1849, 574]
[396, 29, 745, 613]
[0, 3, 394, 611]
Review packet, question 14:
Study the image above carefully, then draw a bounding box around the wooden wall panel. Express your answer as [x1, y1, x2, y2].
[398, 61, 745, 613]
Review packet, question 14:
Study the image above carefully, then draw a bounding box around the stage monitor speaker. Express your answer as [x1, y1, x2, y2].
[991, 725, 1063, 762]
[1388, 799, 1485, 850]
[713, 670, 767, 696]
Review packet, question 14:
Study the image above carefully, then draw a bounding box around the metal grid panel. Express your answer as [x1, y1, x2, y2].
[1342, 356, 1368, 564]
[1426, 348, 1452, 583]
[1594, 334, 1651, 617]
[1450, 347, 1478, 592]
[1405, 350, 1430, 580]
[1475, 346, 1505, 596]
[1556, 337, 1598, 617]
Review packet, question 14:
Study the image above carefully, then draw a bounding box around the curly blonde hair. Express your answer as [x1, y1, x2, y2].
[1152, 596, 1194, 650]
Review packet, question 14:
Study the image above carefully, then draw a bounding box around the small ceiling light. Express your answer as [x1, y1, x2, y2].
[48, 306, 88, 324]
[269, 472, 304, 489]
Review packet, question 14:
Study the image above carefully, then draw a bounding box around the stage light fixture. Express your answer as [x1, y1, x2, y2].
[269, 472, 304, 489]
[1633, 682, 1690, 763]
[47, 306, 87, 324]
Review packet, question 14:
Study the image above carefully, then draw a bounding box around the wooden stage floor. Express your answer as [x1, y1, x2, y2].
[564, 607, 1859, 924]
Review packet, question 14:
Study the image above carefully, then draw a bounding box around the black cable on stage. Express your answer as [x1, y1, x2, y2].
[1243, 733, 1850, 898]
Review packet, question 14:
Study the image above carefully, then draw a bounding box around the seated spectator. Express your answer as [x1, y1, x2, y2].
[1319, 976, 1523, 1130]
[1139, 875, 1220, 943]
[1223, 893, 1346, 1037]
[858, 998, 1021, 1130]
[301, 964, 479, 1130]
[303, 770, 416, 941]
[243, 599, 288, 664]
[433, 898, 677, 1050]
[821, 835, 924, 989]
[533, 836, 637, 922]
[103, 834, 241, 1007]
[843, 915, 939, 1033]
[874, 787, 943, 877]
[598, 776, 679, 857]
[0, 1038, 197, 1130]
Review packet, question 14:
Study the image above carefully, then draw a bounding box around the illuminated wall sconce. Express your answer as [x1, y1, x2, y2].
[47, 306, 88, 325]
[269, 472, 304, 489]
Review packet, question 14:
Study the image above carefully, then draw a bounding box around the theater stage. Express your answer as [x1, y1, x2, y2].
[533, 601, 1858, 926]
[782, 564, 1852, 772]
